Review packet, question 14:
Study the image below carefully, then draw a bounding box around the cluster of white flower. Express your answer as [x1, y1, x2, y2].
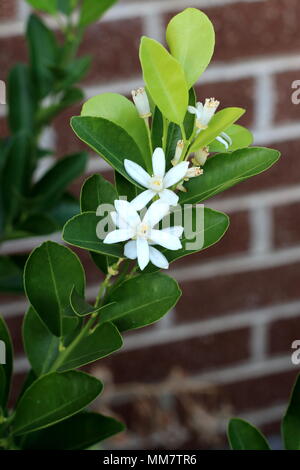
[103, 88, 230, 271]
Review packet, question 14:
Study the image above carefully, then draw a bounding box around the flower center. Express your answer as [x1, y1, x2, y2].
[149, 175, 163, 192]
[136, 222, 150, 239]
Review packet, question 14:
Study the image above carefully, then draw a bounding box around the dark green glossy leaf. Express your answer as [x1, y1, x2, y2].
[180, 147, 281, 205]
[228, 418, 271, 450]
[8, 64, 36, 133]
[100, 272, 181, 331]
[282, 374, 300, 449]
[80, 173, 117, 212]
[71, 116, 144, 186]
[21, 412, 124, 450]
[16, 214, 59, 236]
[0, 256, 23, 292]
[115, 171, 138, 201]
[63, 212, 123, 258]
[24, 241, 85, 336]
[50, 193, 80, 227]
[23, 307, 59, 376]
[57, 322, 122, 372]
[0, 316, 13, 408]
[12, 371, 103, 435]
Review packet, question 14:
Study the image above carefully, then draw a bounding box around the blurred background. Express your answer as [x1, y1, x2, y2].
[1, 0, 300, 449]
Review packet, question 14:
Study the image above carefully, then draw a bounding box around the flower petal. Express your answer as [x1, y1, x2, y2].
[163, 161, 189, 188]
[110, 211, 129, 229]
[150, 229, 182, 250]
[161, 226, 184, 238]
[130, 189, 155, 211]
[124, 240, 137, 259]
[114, 199, 140, 228]
[152, 147, 166, 177]
[104, 228, 134, 244]
[149, 246, 169, 269]
[216, 135, 229, 149]
[124, 159, 150, 188]
[137, 237, 150, 270]
[159, 188, 179, 206]
[143, 200, 170, 228]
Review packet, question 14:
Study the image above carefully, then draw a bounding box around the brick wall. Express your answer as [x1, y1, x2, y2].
[1, 0, 300, 449]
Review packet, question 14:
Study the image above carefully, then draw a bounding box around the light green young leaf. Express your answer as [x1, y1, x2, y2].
[81, 93, 150, 167]
[140, 37, 189, 124]
[180, 147, 280, 205]
[166, 8, 215, 88]
[26, 0, 57, 14]
[190, 107, 245, 152]
[209, 124, 253, 153]
[99, 272, 181, 331]
[71, 116, 145, 186]
[12, 371, 103, 435]
[282, 374, 300, 449]
[228, 418, 271, 450]
[79, 0, 118, 27]
[24, 241, 85, 337]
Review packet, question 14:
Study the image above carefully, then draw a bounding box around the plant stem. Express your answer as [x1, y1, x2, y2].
[162, 117, 169, 152]
[144, 117, 153, 159]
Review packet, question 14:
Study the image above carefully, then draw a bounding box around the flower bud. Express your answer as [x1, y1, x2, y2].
[184, 167, 203, 180]
[193, 147, 209, 166]
[171, 140, 184, 165]
[131, 87, 151, 118]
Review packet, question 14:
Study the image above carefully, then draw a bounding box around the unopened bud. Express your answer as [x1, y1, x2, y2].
[171, 140, 184, 165]
[184, 167, 203, 180]
[193, 147, 209, 166]
[131, 87, 151, 118]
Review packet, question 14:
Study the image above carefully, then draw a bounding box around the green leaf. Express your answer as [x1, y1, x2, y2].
[190, 107, 245, 152]
[63, 212, 123, 258]
[180, 147, 281, 205]
[146, 207, 229, 270]
[57, 322, 122, 372]
[209, 124, 253, 153]
[57, 0, 77, 16]
[56, 56, 91, 91]
[25, 0, 57, 14]
[8, 64, 36, 133]
[140, 37, 189, 124]
[166, 8, 215, 88]
[12, 371, 103, 436]
[81, 93, 150, 168]
[31, 152, 87, 210]
[115, 171, 138, 201]
[282, 374, 300, 449]
[1, 133, 32, 226]
[71, 116, 144, 186]
[37, 88, 84, 126]
[99, 272, 181, 331]
[16, 214, 59, 236]
[50, 193, 80, 227]
[228, 418, 271, 450]
[23, 307, 60, 376]
[27, 14, 58, 99]
[79, 0, 117, 27]
[80, 173, 117, 212]
[21, 411, 124, 449]
[70, 287, 101, 317]
[0, 316, 13, 408]
[24, 241, 85, 336]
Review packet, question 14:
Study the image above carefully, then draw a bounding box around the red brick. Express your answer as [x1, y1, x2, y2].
[0, 0, 16, 20]
[195, 79, 254, 128]
[80, 18, 142, 85]
[0, 117, 9, 137]
[176, 262, 300, 323]
[274, 201, 300, 249]
[53, 103, 86, 157]
[175, 210, 250, 267]
[268, 316, 300, 355]
[101, 327, 250, 384]
[275, 70, 300, 124]
[166, 0, 300, 62]
[0, 36, 27, 80]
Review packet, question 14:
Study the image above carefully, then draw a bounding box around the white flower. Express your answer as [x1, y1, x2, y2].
[184, 167, 203, 179]
[188, 98, 220, 131]
[124, 148, 189, 211]
[103, 199, 183, 271]
[131, 87, 151, 118]
[193, 147, 209, 166]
